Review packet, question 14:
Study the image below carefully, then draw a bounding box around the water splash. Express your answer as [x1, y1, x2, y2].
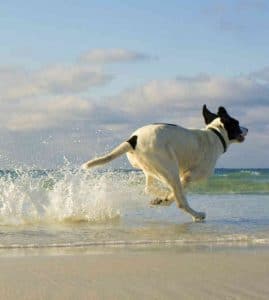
[0, 167, 143, 225]
[0, 167, 268, 225]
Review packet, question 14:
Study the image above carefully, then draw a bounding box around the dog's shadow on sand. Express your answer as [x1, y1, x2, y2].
[209, 217, 269, 227]
[137, 216, 269, 239]
[133, 221, 206, 238]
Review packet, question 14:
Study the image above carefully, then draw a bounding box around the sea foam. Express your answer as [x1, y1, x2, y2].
[0, 168, 143, 225]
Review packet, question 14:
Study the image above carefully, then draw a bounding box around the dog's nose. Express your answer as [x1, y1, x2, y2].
[240, 127, 248, 136]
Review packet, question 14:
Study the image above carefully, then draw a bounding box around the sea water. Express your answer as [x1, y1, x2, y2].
[0, 167, 268, 253]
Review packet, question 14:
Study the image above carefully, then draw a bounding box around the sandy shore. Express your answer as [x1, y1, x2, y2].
[0, 249, 268, 300]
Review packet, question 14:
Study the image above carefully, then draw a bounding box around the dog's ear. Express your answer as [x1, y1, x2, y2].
[203, 105, 218, 125]
[217, 106, 230, 123]
[218, 106, 229, 117]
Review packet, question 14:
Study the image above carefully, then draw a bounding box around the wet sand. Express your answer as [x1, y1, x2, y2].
[0, 249, 268, 300]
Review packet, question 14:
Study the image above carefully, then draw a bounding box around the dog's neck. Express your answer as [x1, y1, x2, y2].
[208, 127, 227, 153]
[205, 119, 230, 155]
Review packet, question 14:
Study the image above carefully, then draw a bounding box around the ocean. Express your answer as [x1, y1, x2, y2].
[0, 167, 268, 253]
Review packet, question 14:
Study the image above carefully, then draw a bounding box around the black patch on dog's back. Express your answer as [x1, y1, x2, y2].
[127, 135, 138, 150]
[153, 123, 177, 127]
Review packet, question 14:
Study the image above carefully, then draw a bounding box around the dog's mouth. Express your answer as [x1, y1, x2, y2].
[237, 135, 245, 142]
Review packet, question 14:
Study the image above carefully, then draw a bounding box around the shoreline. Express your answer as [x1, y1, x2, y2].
[0, 246, 268, 299]
[0, 241, 269, 257]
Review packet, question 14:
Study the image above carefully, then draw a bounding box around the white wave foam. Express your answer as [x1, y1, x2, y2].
[0, 234, 269, 250]
[0, 168, 143, 225]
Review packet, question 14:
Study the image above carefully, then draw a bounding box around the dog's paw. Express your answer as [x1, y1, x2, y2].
[150, 198, 163, 205]
[193, 212, 206, 222]
[150, 198, 171, 206]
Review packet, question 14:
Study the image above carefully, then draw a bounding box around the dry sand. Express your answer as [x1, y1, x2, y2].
[0, 249, 268, 300]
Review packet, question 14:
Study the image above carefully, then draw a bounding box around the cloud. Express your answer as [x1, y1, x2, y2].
[0, 48, 156, 132]
[1, 65, 269, 133]
[80, 48, 154, 64]
[1, 60, 269, 167]
[99, 71, 268, 168]
[111, 74, 268, 126]
[8, 66, 261, 131]
[3, 96, 92, 131]
[0, 48, 155, 102]
[0, 63, 114, 132]
[0, 64, 112, 101]
[36, 64, 113, 94]
[0, 93, 130, 132]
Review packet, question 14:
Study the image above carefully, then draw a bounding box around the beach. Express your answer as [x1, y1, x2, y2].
[0, 168, 269, 299]
[0, 248, 269, 300]
[1, 0, 268, 298]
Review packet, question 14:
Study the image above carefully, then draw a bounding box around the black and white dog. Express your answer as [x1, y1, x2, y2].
[82, 105, 248, 222]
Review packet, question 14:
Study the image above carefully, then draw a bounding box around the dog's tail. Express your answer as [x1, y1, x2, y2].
[81, 136, 137, 169]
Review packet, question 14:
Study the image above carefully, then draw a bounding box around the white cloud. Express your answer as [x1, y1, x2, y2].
[108, 74, 268, 129]
[0, 53, 116, 131]
[0, 64, 112, 101]
[0, 48, 155, 132]
[1, 94, 129, 132]
[4, 96, 92, 131]
[0, 50, 269, 167]
[80, 48, 153, 64]
[1, 66, 268, 133]
[36, 64, 113, 94]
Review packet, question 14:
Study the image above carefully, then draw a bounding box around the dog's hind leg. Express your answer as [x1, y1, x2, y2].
[144, 174, 154, 195]
[143, 172, 174, 206]
[150, 194, 174, 206]
[144, 173, 172, 205]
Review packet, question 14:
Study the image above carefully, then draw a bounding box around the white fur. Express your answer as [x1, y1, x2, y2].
[82, 118, 238, 222]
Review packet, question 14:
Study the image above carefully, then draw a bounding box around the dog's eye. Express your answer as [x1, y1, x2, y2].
[235, 121, 239, 126]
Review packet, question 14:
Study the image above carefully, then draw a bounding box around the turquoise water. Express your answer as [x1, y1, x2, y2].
[0, 168, 268, 250]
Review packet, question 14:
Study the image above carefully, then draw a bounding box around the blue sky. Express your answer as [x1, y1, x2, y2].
[0, 0, 268, 168]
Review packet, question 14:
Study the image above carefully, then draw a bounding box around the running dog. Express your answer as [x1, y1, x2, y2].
[82, 105, 248, 222]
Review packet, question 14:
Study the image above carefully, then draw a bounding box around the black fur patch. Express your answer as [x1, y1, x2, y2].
[153, 123, 177, 127]
[222, 118, 242, 140]
[127, 135, 138, 150]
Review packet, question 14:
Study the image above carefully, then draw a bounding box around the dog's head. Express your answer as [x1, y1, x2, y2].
[203, 105, 248, 143]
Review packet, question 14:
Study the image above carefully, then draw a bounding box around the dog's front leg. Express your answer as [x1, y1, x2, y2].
[165, 171, 206, 222]
[177, 190, 206, 222]
[149, 161, 205, 221]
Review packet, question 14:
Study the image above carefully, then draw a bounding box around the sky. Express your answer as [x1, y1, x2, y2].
[0, 0, 269, 168]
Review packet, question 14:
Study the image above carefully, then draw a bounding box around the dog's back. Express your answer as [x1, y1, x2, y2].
[127, 123, 216, 179]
